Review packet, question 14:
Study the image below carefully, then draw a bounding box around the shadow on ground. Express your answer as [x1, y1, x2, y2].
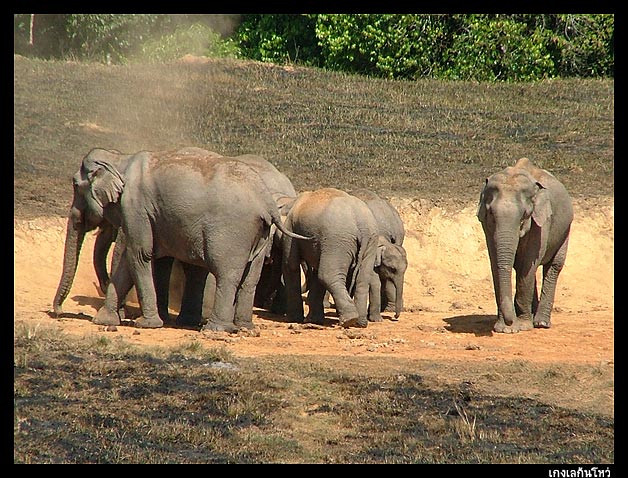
[442, 314, 496, 336]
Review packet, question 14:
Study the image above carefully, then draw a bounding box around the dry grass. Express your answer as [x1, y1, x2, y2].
[13, 55, 613, 220]
[14, 322, 614, 463]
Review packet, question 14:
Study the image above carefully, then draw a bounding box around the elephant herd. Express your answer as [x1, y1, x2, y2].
[52, 148, 573, 335]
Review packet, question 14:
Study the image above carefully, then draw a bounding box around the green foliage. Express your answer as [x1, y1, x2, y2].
[440, 14, 557, 81]
[315, 14, 447, 79]
[235, 14, 613, 82]
[14, 14, 240, 64]
[236, 14, 321, 66]
[136, 23, 240, 63]
[64, 14, 165, 63]
[551, 14, 615, 77]
[13, 14, 614, 79]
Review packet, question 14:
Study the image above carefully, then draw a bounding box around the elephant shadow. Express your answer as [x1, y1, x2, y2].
[47, 295, 201, 331]
[253, 308, 342, 327]
[442, 314, 496, 337]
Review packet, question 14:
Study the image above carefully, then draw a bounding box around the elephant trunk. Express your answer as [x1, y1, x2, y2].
[394, 278, 404, 319]
[494, 228, 519, 326]
[52, 216, 86, 316]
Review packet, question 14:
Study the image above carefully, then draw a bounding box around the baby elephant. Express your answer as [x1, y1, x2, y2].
[282, 188, 380, 328]
[477, 157, 573, 333]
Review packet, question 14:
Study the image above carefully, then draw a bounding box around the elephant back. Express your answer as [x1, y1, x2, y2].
[349, 188, 405, 245]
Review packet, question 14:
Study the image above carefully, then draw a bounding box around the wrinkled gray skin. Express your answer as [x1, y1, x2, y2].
[477, 157, 573, 334]
[56, 148, 298, 326]
[169, 152, 298, 319]
[282, 188, 380, 328]
[53, 147, 213, 325]
[349, 189, 407, 317]
[52, 147, 310, 333]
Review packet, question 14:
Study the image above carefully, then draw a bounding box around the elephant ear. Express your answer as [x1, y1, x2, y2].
[476, 178, 488, 222]
[375, 236, 387, 268]
[87, 160, 125, 209]
[532, 182, 552, 227]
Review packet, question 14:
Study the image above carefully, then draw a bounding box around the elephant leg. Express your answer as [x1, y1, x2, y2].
[368, 272, 383, 322]
[534, 237, 569, 329]
[269, 258, 288, 314]
[177, 263, 209, 327]
[94, 249, 135, 326]
[317, 254, 360, 328]
[202, 268, 241, 333]
[202, 273, 216, 323]
[382, 280, 396, 312]
[283, 237, 305, 323]
[125, 242, 163, 329]
[305, 275, 326, 325]
[234, 254, 266, 330]
[254, 261, 274, 310]
[352, 245, 377, 328]
[153, 256, 174, 323]
[513, 263, 537, 332]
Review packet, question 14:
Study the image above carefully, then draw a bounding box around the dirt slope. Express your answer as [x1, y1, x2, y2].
[14, 197, 613, 367]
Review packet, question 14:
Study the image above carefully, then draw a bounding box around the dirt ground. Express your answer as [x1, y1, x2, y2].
[14, 197, 614, 370]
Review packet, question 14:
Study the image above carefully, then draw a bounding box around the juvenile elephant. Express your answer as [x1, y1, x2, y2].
[349, 188, 407, 316]
[53, 147, 310, 333]
[282, 188, 380, 328]
[477, 157, 573, 333]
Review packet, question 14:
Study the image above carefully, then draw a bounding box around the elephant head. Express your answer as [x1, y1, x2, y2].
[476, 158, 553, 327]
[375, 236, 407, 319]
[52, 148, 127, 316]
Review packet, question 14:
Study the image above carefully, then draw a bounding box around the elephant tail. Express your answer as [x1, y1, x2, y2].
[267, 206, 313, 241]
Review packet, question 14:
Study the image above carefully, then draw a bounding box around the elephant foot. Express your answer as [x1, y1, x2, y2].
[339, 314, 367, 328]
[93, 307, 121, 326]
[368, 313, 383, 323]
[305, 311, 325, 325]
[493, 317, 533, 334]
[202, 321, 239, 334]
[533, 318, 552, 329]
[134, 316, 164, 329]
[176, 313, 202, 327]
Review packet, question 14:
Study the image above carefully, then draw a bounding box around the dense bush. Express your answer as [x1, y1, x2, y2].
[236, 14, 321, 66]
[236, 13, 614, 81]
[14, 14, 613, 81]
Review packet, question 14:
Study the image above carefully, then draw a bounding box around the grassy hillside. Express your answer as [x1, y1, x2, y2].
[14, 55, 613, 219]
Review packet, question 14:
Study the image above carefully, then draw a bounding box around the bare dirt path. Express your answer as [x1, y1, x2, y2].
[14, 198, 613, 366]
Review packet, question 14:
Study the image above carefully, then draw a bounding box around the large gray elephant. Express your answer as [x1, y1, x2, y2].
[349, 188, 407, 317]
[476, 157, 573, 334]
[54, 147, 299, 326]
[52, 147, 310, 333]
[282, 188, 380, 328]
[166, 150, 298, 318]
[167, 153, 298, 319]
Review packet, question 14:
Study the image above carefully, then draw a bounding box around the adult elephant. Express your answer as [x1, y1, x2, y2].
[166, 150, 298, 318]
[52, 147, 310, 332]
[476, 157, 573, 334]
[54, 147, 299, 326]
[282, 188, 380, 328]
[349, 189, 407, 317]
